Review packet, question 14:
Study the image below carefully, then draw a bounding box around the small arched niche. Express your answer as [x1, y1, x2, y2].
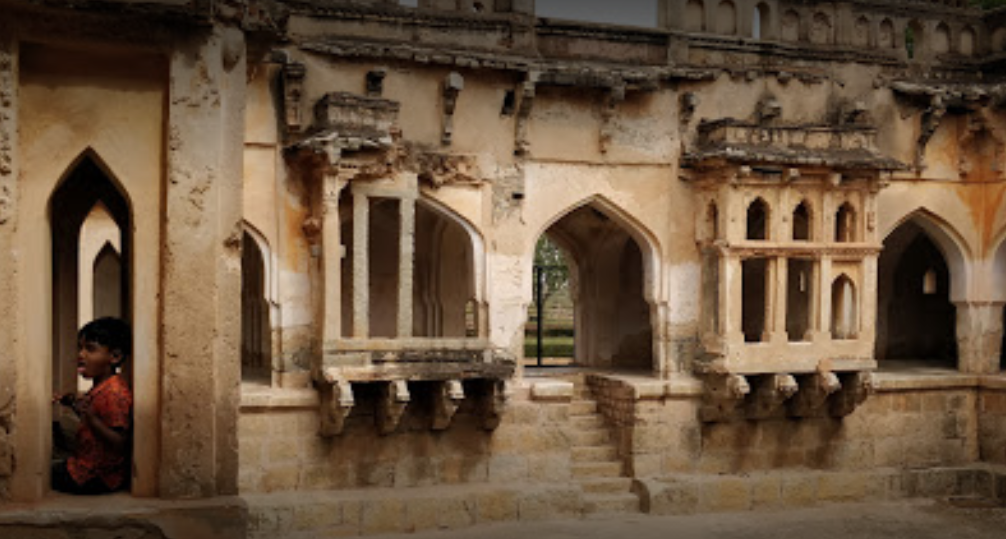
[853, 16, 870, 48]
[831, 275, 858, 340]
[792, 201, 811, 241]
[932, 23, 950, 54]
[879, 19, 895, 49]
[781, 10, 800, 42]
[747, 197, 769, 240]
[716, 0, 737, 35]
[753, 2, 770, 39]
[810, 12, 831, 44]
[835, 202, 856, 243]
[960, 26, 975, 56]
[685, 0, 705, 32]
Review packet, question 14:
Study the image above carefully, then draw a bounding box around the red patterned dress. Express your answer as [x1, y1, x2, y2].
[67, 375, 133, 489]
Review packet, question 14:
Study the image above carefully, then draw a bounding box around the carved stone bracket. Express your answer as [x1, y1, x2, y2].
[441, 72, 464, 146]
[319, 379, 355, 437]
[788, 371, 841, 418]
[376, 380, 411, 435]
[432, 380, 465, 431]
[700, 374, 750, 422]
[745, 374, 798, 420]
[514, 72, 539, 156]
[474, 379, 509, 431]
[599, 84, 626, 154]
[282, 62, 306, 135]
[829, 371, 874, 417]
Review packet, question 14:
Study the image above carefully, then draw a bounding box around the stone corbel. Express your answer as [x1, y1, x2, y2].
[283, 62, 306, 134]
[475, 379, 509, 431]
[376, 380, 411, 435]
[745, 374, 798, 420]
[700, 374, 750, 422]
[788, 371, 841, 418]
[829, 371, 874, 417]
[599, 84, 626, 154]
[514, 72, 539, 156]
[319, 379, 355, 437]
[441, 72, 464, 146]
[680, 92, 699, 125]
[432, 380, 465, 430]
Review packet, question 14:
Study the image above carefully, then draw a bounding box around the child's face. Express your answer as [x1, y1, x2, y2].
[77, 338, 120, 381]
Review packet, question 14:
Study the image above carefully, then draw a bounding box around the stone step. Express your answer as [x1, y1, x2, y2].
[571, 445, 618, 463]
[567, 428, 609, 446]
[579, 477, 634, 494]
[572, 461, 623, 479]
[568, 400, 598, 416]
[583, 493, 640, 515]
[570, 414, 605, 429]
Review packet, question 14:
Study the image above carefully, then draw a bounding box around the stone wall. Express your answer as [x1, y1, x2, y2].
[238, 383, 576, 493]
[979, 380, 1006, 465]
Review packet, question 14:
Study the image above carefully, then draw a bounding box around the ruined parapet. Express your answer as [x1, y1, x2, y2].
[684, 105, 901, 422]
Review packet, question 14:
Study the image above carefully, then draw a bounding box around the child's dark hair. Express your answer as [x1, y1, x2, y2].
[78, 317, 131, 361]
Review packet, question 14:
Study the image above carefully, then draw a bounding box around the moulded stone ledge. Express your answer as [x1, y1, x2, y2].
[529, 380, 574, 401]
[240, 386, 320, 410]
[874, 372, 982, 392]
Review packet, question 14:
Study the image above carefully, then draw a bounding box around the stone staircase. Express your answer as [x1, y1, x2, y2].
[566, 379, 640, 516]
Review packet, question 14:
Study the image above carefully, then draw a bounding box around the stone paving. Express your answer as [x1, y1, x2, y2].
[366, 499, 1006, 539]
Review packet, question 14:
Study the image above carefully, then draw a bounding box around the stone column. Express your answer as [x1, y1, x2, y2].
[397, 196, 415, 338]
[0, 28, 20, 501]
[818, 256, 833, 341]
[955, 302, 1003, 374]
[722, 255, 743, 344]
[770, 257, 787, 343]
[322, 174, 345, 346]
[861, 255, 878, 343]
[160, 26, 245, 498]
[352, 187, 369, 338]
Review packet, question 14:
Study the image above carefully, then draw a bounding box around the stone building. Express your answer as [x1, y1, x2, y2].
[3, 0, 1006, 537]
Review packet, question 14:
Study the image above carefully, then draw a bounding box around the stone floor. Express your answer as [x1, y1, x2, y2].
[365, 498, 1006, 539]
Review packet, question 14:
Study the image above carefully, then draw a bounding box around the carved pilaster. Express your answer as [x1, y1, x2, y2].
[829, 371, 874, 417]
[376, 380, 410, 435]
[745, 374, 798, 420]
[432, 380, 464, 431]
[441, 72, 464, 146]
[514, 72, 538, 156]
[283, 62, 306, 135]
[319, 379, 355, 437]
[700, 374, 750, 422]
[789, 371, 841, 418]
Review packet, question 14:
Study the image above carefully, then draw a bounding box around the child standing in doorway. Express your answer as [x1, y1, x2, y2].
[51, 317, 133, 495]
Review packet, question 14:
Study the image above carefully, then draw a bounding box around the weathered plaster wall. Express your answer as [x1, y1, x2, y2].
[14, 44, 165, 499]
[0, 25, 18, 501]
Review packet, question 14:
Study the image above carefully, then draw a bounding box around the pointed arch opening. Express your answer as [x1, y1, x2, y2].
[527, 198, 658, 372]
[747, 197, 769, 240]
[835, 202, 856, 242]
[831, 275, 858, 340]
[241, 231, 272, 383]
[49, 150, 134, 492]
[793, 200, 811, 241]
[876, 218, 958, 367]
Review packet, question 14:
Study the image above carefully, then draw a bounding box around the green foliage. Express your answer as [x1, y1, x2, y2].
[533, 235, 570, 305]
[973, 0, 1006, 8]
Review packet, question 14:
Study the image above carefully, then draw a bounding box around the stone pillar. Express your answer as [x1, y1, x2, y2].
[322, 174, 345, 345]
[818, 256, 833, 341]
[722, 255, 743, 343]
[160, 26, 245, 498]
[955, 302, 1003, 374]
[397, 196, 415, 338]
[0, 28, 20, 501]
[352, 187, 369, 338]
[861, 255, 878, 344]
[770, 257, 787, 343]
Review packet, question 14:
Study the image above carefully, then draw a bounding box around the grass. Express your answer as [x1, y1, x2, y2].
[524, 334, 574, 359]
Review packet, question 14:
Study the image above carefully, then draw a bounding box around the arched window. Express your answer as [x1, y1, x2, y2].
[960, 27, 976, 56]
[781, 10, 800, 42]
[932, 23, 950, 54]
[853, 16, 870, 48]
[810, 12, 831, 44]
[831, 276, 857, 340]
[906, 20, 924, 59]
[835, 203, 856, 243]
[747, 198, 769, 240]
[716, 0, 737, 35]
[879, 19, 895, 49]
[753, 3, 770, 39]
[685, 0, 705, 32]
[792, 201, 811, 241]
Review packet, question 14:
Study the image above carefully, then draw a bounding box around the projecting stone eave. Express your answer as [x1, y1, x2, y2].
[681, 146, 906, 176]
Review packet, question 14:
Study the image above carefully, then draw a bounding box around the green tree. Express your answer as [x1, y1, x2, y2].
[533, 235, 570, 306]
